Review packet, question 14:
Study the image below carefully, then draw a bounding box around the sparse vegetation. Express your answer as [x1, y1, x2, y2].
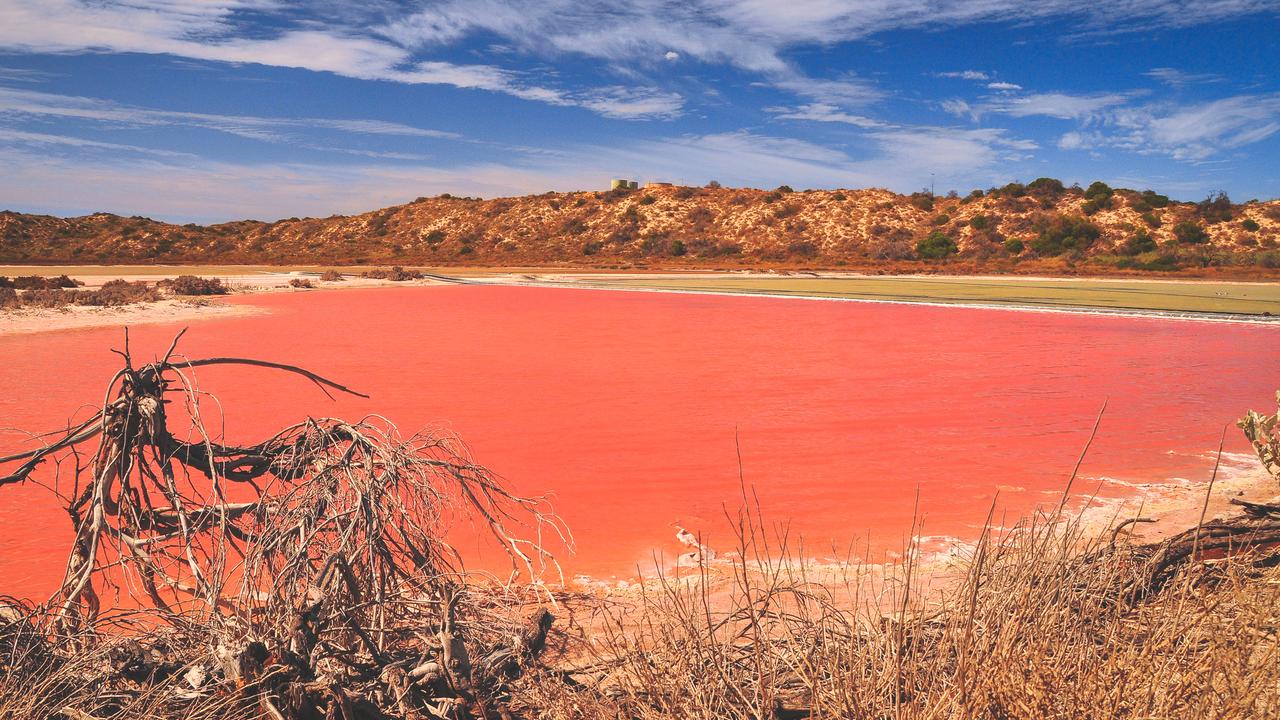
[1173, 221, 1211, 245]
[288, 278, 314, 288]
[319, 270, 345, 282]
[1031, 216, 1102, 256]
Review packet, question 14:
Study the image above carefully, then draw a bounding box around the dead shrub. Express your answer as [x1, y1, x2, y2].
[160, 275, 230, 295]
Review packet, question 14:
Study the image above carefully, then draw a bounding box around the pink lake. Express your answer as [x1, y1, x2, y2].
[1, 285, 1277, 596]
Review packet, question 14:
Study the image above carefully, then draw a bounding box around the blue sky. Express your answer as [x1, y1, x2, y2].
[0, 1, 1277, 223]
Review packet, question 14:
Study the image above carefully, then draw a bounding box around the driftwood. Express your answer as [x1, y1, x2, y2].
[0, 332, 570, 719]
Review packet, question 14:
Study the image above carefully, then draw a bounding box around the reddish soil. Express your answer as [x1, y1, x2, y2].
[0, 285, 1277, 597]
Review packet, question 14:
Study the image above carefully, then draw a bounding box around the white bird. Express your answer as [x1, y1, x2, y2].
[672, 521, 716, 563]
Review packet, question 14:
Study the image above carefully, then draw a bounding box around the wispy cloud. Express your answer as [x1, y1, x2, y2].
[936, 70, 990, 81]
[958, 91, 1136, 120]
[765, 103, 887, 128]
[1062, 94, 1280, 161]
[0, 86, 460, 143]
[0, 124, 1038, 221]
[3, 0, 1270, 119]
[1143, 67, 1226, 87]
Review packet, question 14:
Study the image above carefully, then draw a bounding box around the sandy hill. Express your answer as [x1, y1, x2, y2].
[2, 182, 1278, 275]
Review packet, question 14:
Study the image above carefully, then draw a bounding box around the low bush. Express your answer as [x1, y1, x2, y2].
[162, 275, 230, 295]
[1082, 195, 1112, 216]
[1084, 181, 1113, 200]
[1242, 218, 1261, 232]
[1003, 238, 1025, 254]
[1172, 221, 1210, 244]
[1027, 177, 1065, 197]
[909, 192, 935, 211]
[2, 275, 82, 290]
[84, 279, 161, 306]
[319, 270, 345, 282]
[1140, 211, 1161, 228]
[289, 278, 314, 289]
[362, 266, 424, 281]
[969, 215, 990, 231]
[1031, 216, 1102, 256]
[1120, 231, 1157, 256]
[916, 230, 958, 259]
[0, 286, 19, 308]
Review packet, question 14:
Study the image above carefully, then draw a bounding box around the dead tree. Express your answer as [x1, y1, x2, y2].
[0, 331, 570, 719]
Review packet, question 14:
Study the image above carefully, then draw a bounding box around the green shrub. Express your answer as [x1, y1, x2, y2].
[775, 185, 794, 194]
[1173, 221, 1210, 244]
[1241, 218, 1261, 232]
[0, 286, 17, 308]
[1256, 250, 1280, 269]
[1027, 177, 1065, 196]
[997, 182, 1026, 198]
[670, 240, 687, 256]
[932, 214, 950, 225]
[1139, 190, 1170, 208]
[1082, 195, 1112, 215]
[916, 230, 958, 259]
[582, 241, 602, 256]
[319, 270, 345, 282]
[970, 215, 990, 231]
[638, 195, 656, 206]
[1140, 212, 1161, 228]
[1031, 216, 1102, 256]
[1121, 231, 1157, 256]
[1003, 238, 1024, 254]
[909, 192, 935, 211]
[832, 192, 847, 201]
[1084, 181, 1113, 200]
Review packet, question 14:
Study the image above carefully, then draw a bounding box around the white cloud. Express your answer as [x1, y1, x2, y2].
[663, 51, 680, 61]
[0, 87, 460, 142]
[987, 81, 1022, 91]
[1056, 94, 1280, 160]
[974, 91, 1136, 120]
[936, 70, 990, 81]
[0, 125, 1036, 221]
[4, 0, 1270, 121]
[1143, 67, 1225, 87]
[0, 2, 680, 119]
[766, 103, 887, 128]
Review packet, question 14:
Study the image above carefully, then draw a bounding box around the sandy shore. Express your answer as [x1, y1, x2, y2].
[0, 271, 451, 336]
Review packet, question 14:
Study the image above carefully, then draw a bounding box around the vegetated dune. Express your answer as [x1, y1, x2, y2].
[2, 181, 1279, 275]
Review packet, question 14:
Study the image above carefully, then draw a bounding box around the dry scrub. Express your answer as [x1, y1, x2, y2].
[2, 342, 1279, 719]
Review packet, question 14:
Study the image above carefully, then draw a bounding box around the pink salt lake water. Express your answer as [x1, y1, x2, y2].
[0, 284, 1276, 596]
